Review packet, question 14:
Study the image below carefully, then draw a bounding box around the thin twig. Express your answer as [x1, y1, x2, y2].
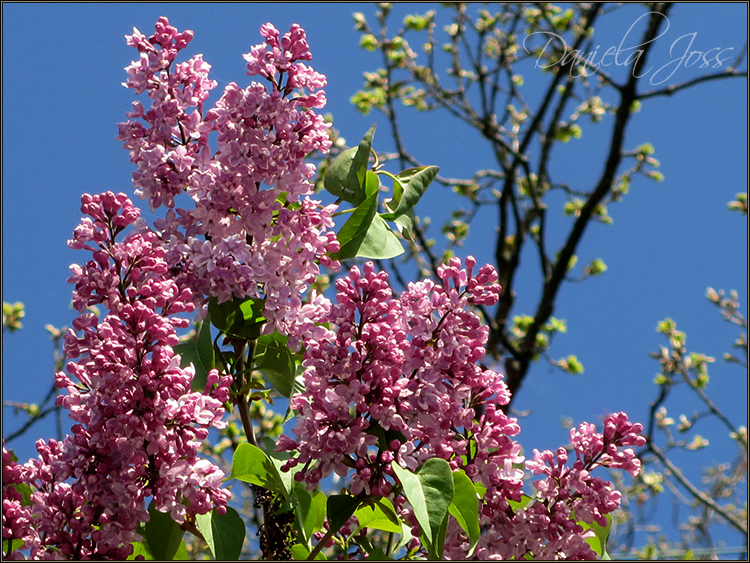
[647, 439, 748, 537]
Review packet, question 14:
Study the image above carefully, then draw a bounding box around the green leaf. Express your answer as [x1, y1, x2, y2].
[173, 541, 189, 560]
[587, 258, 607, 276]
[323, 125, 376, 205]
[175, 318, 215, 392]
[434, 510, 449, 561]
[3, 539, 27, 557]
[324, 147, 360, 203]
[566, 355, 584, 374]
[380, 166, 438, 220]
[195, 506, 246, 561]
[365, 170, 381, 198]
[356, 215, 405, 259]
[353, 498, 402, 534]
[229, 442, 287, 497]
[209, 296, 266, 340]
[356, 533, 394, 560]
[351, 125, 376, 189]
[144, 502, 185, 561]
[253, 332, 300, 398]
[394, 518, 415, 552]
[394, 209, 416, 240]
[360, 33, 378, 52]
[575, 512, 613, 559]
[330, 192, 379, 260]
[391, 458, 454, 559]
[294, 486, 327, 544]
[364, 419, 408, 454]
[473, 481, 487, 498]
[260, 437, 295, 502]
[508, 493, 534, 512]
[127, 540, 152, 560]
[327, 494, 363, 532]
[404, 14, 429, 31]
[6, 481, 33, 508]
[291, 543, 328, 560]
[448, 469, 480, 556]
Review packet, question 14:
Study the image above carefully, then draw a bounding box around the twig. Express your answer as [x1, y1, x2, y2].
[647, 439, 748, 536]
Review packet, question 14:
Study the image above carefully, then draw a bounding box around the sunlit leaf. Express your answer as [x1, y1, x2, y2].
[575, 511, 612, 559]
[290, 543, 328, 560]
[209, 296, 266, 340]
[331, 193, 378, 260]
[324, 125, 376, 205]
[353, 498, 402, 534]
[229, 443, 287, 497]
[391, 458, 454, 559]
[448, 469, 480, 556]
[356, 215, 404, 259]
[293, 486, 327, 545]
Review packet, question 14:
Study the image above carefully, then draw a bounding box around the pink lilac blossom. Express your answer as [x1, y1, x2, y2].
[279, 258, 511, 488]
[459, 413, 646, 560]
[2, 192, 232, 559]
[2, 444, 42, 560]
[117, 18, 337, 341]
[278, 259, 517, 539]
[278, 257, 645, 560]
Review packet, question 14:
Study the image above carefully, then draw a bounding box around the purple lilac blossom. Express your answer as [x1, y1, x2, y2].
[2, 192, 232, 559]
[279, 258, 646, 560]
[117, 17, 338, 340]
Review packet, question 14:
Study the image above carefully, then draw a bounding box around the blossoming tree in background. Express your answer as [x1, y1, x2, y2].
[4, 15, 650, 561]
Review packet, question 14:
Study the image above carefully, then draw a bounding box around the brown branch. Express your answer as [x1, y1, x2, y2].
[506, 4, 674, 406]
[497, 2, 604, 401]
[3, 382, 61, 444]
[3, 405, 62, 444]
[647, 439, 748, 537]
[638, 69, 747, 100]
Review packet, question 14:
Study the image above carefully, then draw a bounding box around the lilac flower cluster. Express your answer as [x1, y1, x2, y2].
[466, 413, 646, 560]
[2, 445, 41, 560]
[2, 192, 232, 559]
[277, 257, 645, 559]
[279, 258, 510, 492]
[117, 18, 338, 339]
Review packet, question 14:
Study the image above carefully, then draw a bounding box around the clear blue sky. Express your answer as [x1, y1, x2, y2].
[3, 2, 747, 551]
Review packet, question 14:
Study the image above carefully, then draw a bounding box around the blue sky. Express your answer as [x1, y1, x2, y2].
[3, 2, 747, 552]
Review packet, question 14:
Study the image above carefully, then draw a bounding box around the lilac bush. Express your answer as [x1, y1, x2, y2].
[2, 17, 646, 560]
